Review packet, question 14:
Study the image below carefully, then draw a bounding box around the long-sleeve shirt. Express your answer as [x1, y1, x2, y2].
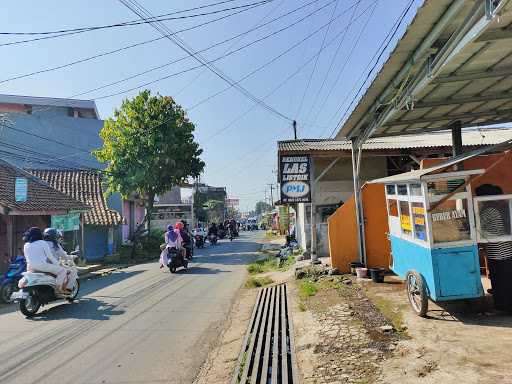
[24, 240, 59, 269]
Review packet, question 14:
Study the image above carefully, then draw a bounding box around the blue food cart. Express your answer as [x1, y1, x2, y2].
[370, 165, 486, 316]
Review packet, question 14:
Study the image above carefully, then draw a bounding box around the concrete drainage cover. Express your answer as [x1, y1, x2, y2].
[232, 283, 299, 384]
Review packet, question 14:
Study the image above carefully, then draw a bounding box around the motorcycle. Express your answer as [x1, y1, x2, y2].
[208, 233, 218, 245]
[167, 247, 188, 273]
[1, 255, 27, 303]
[11, 251, 80, 317]
[195, 234, 205, 248]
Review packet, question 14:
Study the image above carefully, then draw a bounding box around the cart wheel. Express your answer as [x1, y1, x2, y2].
[406, 270, 428, 317]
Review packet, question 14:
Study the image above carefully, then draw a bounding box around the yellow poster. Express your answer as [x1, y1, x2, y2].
[400, 214, 412, 231]
[413, 206, 425, 215]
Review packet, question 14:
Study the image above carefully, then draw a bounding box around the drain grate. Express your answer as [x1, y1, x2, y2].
[232, 283, 298, 384]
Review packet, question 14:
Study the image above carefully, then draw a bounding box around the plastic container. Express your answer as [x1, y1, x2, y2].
[355, 267, 368, 279]
[350, 262, 364, 276]
[369, 268, 386, 283]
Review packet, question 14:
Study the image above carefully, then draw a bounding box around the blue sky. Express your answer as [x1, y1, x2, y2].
[0, 0, 421, 211]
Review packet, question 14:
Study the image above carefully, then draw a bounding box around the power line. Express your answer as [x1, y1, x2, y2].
[200, 3, 375, 142]
[96, 0, 367, 105]
[301, 0, 362, 132]
[327, 0, 415, 138]
[69, 0, 324, 99]
[0, 0, 273, 44]
[294, 0, 342, 122]
[307, 0, 376, 132]
[0, 1, 274, 85]
[118, 0, 293, 122]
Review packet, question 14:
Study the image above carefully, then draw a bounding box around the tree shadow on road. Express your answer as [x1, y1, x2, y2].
[175, 266, 229, 275]
[80, 270, 144, 296]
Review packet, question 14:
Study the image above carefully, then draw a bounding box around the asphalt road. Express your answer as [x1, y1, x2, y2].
[0, 231, 264, 384]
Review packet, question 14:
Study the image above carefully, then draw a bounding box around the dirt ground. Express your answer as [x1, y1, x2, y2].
[365, 277, 512, 384]
[193, 286, 258, 384]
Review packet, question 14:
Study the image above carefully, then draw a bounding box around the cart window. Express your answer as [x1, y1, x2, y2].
[410, 184, 422, 196]
[476, 200, 512, 240]
[387, 199, 398, 217]
[386, 185, 396, 195]
[397, 184, 408, 195]
[427, 178, 466, 196]
[431, 198, 471, 243]
[399, 201, 412, 236]
[412, 203, 427, 241]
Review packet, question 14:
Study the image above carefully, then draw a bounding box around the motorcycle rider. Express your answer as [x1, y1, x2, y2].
[160, 224, 183, 268]
[23, 227, 69, 292]
[43, 228, 78, 291]
[177, 220, 193, 259]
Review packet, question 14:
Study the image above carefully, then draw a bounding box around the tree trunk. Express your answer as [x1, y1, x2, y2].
[146, 190, 155, 237]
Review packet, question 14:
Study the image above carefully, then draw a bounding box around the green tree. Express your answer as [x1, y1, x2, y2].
[94, 90, 204, 234]
[255, 201, 271, 215]
[203, 199, 224, 223]
[227, 206, 240, 219]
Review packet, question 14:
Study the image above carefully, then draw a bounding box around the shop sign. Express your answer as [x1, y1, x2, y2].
[15, 178, 28, 202]
[279, 155, 311, 203]
[51, 213, 80, 232]
[432, 209, 466, 222]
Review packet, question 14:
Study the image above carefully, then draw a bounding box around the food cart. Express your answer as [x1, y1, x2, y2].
[370, 166, 486, 316]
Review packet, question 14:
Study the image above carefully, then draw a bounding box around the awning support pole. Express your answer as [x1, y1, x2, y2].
[310, 157, 320, 264]
[351, 139, 365, 265]
[451, 120, 463, 157]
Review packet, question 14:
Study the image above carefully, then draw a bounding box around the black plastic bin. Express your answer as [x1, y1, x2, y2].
[369, 268, 386, 283]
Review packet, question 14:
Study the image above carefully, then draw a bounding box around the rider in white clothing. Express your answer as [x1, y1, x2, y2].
[23, 227, 69, 291]
[44, 228, 77, 290]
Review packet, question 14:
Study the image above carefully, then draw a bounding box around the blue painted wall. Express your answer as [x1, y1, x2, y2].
[390, 236, 483, 301]
[84, 225, 109, 261]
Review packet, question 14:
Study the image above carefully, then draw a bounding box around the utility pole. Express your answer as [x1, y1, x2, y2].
[268, 183, 274, 207]
[293, 120, 297, 140]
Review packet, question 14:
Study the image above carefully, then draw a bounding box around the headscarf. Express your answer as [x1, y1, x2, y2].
[175, 221, 184, 231]
[24, 227, 43, 243]
[166, 224, 178, 242]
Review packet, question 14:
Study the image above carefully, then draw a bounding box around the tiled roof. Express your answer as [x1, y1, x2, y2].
[278, 129, 512, 152]
[29, 169, 122, 227]
[0, 160, 89, 214]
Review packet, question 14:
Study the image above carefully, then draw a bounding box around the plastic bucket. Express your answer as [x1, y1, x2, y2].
[355, 267, 368, 279]
[350, 262, 364, 276]
[369, 268, 386, 283]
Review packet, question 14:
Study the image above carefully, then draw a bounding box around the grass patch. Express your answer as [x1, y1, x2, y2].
[247, 255, 295, 274]
[245, 276, 274, 288]
[298, 302, 307, 312]
[298, 280, 318, 299]
[365, 289, 408, 334]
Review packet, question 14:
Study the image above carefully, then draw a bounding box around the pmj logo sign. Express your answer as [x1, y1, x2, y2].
[279, 155, 311, 203]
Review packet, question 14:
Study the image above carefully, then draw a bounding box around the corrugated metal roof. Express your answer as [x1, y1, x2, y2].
[370, 138, 512, 183]
[337, 0, 512, 140]
[279, 128, 512, 152]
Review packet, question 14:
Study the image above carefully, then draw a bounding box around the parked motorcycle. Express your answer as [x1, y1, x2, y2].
[167, 247, 188, 273]
[1, 255, 27, 303]
[11, 251, 80, 317]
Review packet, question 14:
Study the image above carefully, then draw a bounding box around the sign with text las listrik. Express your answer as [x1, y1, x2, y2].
[279, 154, 311, 204]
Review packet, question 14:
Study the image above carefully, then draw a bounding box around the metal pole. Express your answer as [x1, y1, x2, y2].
[310, 157, 320, 264]
[293, 120, 297, 140]
[351, 139, 364, 264]
[451, 120, 463, 157]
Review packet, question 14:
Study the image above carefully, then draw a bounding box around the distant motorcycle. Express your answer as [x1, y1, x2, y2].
[11, 251, 80, 317]
[195, 234, 205, 248]
[1, 255, 26, 303]
[167, 247, 188, 273]
[208, 234, 218, 245]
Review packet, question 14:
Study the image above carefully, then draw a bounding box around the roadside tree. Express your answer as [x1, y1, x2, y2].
[94, 90, 204, 235]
